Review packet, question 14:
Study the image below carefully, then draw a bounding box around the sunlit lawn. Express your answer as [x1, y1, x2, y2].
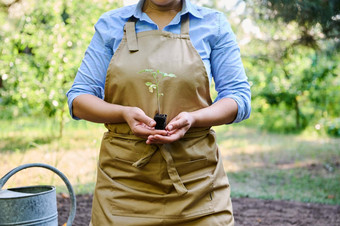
[0, 118, 103, 194]
[1, 117, 339, 205]
[215, 126, 340, 205]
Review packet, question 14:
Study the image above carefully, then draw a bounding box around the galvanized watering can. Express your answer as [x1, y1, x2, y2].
[0, 163, 76, 226]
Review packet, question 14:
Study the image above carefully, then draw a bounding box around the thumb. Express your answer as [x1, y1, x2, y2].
[166, 118, 185, 131]
[135, 112, 156, 127]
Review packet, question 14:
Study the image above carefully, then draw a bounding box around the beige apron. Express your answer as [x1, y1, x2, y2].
[91, 15, 234, 225]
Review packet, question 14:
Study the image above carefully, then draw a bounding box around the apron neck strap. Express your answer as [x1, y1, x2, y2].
[124, 17, 139, 52]
[124, 14, 190, 52]
[180, 13, 190, 35]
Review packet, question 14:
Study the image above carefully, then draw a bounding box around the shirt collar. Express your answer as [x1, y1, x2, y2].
[122, 0, 203, 20]
[180, 0, 202, 18]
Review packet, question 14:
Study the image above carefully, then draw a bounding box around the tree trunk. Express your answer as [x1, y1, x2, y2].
[294, 96, 300, 129]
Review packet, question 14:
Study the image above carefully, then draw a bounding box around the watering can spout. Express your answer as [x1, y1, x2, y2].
[0, 163, 76, 226]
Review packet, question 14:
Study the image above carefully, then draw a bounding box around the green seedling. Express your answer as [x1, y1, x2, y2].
[139, 69, 176, 114]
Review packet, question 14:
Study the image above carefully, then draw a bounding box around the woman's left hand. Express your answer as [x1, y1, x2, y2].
[146, 112, 194, 144]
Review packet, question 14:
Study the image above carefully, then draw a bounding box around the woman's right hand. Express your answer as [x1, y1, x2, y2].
[73, 94, 167, 140]
[123, 107, 168, 139]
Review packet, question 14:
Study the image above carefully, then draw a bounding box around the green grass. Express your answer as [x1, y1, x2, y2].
[228, 168, 340, 204]
[214, 125, 340, 205]
[1, 117, 339, 204]
[0, 117, 104, 153]
[0, 117, 104, 194]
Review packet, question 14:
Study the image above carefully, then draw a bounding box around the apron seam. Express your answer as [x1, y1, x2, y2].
[104, 37, 127, 102]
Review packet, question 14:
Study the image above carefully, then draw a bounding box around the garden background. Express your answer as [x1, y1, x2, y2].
[0, 0, 339, 219]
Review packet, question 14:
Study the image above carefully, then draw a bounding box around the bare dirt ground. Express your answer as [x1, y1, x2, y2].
[57, 194, 340, 226]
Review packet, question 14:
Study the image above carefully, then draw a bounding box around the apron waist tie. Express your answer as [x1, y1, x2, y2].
[160, 144, 188, 196]
[132, 144, 157, 168]
[106, 127, 211, 196]
[131, 143, 188, 196]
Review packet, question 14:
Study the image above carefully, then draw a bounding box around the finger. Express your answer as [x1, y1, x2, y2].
[133, 126, 155, 139]
[146, 130, 169, 141]
[133, 126, 168, 139]
[154, 134, 180, 143]
[166, 117, 189, 131]
[149, 129, 168, 136]
[134, 113, 156, 127]
[147, 132, 182, 144]
[140, 123, 155, 130]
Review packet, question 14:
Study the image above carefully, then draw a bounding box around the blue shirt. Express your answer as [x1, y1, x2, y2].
[67, 0, 251, 123]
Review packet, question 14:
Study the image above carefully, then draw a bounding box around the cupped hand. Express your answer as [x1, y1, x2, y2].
[124, 107, 168, 139]
[146, 112, 194, 144]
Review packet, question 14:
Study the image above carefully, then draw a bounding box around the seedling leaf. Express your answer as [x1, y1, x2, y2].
[164, 73, 176, 78]
[140, 68, 176, 114]
[139, 69, 153, 73]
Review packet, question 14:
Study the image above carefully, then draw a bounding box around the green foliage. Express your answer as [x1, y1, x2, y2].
[0, 0, 122, 119]
[245, 40, 339, 133]
[194, 0, 339, 135]
[325, 118, 340, 137]
[238, 0, 340, 135]
[246, 0, 340, 44]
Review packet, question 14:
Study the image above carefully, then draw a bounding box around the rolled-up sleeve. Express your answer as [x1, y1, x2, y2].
[211, 13, 251, 123]
[66, 15, 114, 119]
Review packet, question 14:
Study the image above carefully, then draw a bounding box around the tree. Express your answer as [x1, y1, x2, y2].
[246, 0, 340, 47]
[0, 0, 122, 136]
[241, 0, 340, 133]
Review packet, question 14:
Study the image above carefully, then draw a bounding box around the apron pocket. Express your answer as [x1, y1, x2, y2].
[175, 158, 214, 182]
[113, 157, 135, 164]
[175, 158, 208, 174]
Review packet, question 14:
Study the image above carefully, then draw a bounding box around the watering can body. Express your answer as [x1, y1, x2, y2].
[0, 186, 57, 225]
[0, 163, 76, 226]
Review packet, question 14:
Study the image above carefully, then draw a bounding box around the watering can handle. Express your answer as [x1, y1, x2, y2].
[0, 163, 76, 226]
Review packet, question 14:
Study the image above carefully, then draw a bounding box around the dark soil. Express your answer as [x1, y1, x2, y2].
[57, 194, 340, 226]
